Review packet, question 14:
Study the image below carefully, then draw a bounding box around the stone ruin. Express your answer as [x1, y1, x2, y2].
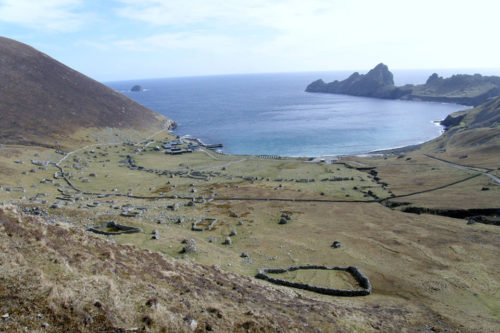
[256, 265, 371, 297]
[192, 218, 217, 231]
[87, 221, 142, 235]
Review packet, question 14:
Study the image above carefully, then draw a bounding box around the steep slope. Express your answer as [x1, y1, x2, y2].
[422, 96, 500, 166]
[306, 64, 500, 106]
[0, 37, 173, 148]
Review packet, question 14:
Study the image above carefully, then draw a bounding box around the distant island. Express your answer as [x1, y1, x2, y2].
[130, 84, 143, 92]
[306, 63, 500, 106]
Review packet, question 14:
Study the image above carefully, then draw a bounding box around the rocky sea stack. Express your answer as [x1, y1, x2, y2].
[130, 84, 143, 92]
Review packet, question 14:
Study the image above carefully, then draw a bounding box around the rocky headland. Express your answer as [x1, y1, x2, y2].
[306, 63, 500, 106]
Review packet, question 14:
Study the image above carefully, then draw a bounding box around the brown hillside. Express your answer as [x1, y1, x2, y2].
[0, 37, 173, 148]
[422, 96, 500, 167]
[0, 205, 433, 332]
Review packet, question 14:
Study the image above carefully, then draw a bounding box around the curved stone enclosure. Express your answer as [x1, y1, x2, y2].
[256, 265, 371, 296]
[192, 218, 217, 231]
[88, 221, 143, 235]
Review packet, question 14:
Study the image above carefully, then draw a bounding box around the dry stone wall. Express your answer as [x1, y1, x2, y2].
[256, 265, 371, 297]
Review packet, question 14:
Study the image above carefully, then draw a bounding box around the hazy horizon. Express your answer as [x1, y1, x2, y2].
[105, 67, 500, 86]
[1, 0, 499, 81]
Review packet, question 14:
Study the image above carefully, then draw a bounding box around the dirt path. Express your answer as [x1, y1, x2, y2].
[200, 158, 248, 172]
[424, 154, 500, 184]
[56, 142, 122, 166]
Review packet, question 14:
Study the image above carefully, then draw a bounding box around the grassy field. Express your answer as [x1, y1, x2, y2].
[1, 136, 499, 332]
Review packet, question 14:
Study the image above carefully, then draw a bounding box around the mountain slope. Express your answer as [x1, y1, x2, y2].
[0, 37, 173, 148]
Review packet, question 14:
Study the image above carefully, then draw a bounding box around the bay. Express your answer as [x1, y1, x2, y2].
[106, 71, 468, 157]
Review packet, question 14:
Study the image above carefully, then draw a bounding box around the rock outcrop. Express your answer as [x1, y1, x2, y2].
[306, 63, 500, 106]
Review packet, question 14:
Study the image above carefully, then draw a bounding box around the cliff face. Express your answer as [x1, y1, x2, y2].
[306, 64, 500, 106]
[407, 73, 500, 106]
[306, 63, 397, 98]
[0, 37, 174, 147]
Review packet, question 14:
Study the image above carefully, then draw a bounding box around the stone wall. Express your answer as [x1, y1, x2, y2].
[256, 265, 371, 297]
[87, 221, 143, 235]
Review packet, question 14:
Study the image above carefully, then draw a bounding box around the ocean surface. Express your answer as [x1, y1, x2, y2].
[106, 71, 470, 157]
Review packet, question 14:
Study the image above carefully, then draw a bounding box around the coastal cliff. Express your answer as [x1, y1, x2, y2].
[306, 63, 500, 106]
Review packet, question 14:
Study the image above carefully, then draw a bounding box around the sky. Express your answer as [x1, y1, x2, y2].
[0, 0, 499, 81]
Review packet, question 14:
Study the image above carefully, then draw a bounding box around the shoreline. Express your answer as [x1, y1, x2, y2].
[176, 134, 428, 162]
[171, 116, 450, 161]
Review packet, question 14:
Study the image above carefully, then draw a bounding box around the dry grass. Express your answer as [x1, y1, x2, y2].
[1, 130, 499, 332]
[0, 204, 434, 332]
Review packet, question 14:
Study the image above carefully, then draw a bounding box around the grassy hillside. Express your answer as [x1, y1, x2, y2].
[0, 37, 174, 149]
[422, 96, 500, 166]
[0, 38, 499, 332]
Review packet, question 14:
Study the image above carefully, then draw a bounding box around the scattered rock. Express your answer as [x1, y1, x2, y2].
[230, 212, 239, 218]
[181, 239, 197, 253]
[331, 241, 342, 248]
[145, 298, 158, 307]
[229, 230, 237, 237]
[240, 252, 249, 258]
[189, 319, 198, 331]
[223, 237, 232, 245]
[237, 221, 244, 226]
[467, 219, 476, 225]
[281, 213, 291, 220]
[279, 218, 288, 225]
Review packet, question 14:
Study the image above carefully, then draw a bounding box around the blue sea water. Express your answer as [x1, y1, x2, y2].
[106, 71, 469, 157]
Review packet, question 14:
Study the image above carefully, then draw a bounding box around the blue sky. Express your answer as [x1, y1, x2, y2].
[1, 0, 499, 81]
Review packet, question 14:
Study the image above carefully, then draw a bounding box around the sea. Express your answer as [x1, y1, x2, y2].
[106, 70, 480, 157]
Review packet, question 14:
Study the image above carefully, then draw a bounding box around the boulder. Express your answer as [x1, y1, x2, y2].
[181, 239, 197, 253]
[331, 241, 342, 248]
[279, 218, 288, 225]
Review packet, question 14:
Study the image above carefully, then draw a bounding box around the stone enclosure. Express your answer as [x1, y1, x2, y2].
[256, 265, 372, 296]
